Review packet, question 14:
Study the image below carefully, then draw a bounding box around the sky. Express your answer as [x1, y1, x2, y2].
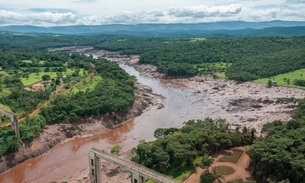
[1, 0, 305, 26]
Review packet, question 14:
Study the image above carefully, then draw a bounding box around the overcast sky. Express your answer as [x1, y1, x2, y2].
[1, 0, 305, 26]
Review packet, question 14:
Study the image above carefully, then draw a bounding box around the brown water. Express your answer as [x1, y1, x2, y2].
[0, 59, 213, 183]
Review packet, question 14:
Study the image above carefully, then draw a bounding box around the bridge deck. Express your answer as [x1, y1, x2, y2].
[90, 147, 180, 183]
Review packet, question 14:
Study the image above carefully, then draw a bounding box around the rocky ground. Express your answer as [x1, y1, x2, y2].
[0, 83, 164, 174]
[121, 55, 304, 135]
[165, 76, 305, 134]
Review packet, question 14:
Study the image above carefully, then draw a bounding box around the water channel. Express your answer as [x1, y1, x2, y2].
[0, 60, 212, 183]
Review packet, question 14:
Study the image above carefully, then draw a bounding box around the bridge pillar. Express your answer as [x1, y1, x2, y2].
[89, 151, 101, 183]
[131, 171, 144, 183]
[12, 116, 20, 138]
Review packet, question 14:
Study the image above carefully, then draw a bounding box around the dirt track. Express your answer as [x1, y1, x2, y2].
[211, 147, 251, 182]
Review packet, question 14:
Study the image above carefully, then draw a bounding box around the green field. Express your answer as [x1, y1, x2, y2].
[255, 68, 305, 88]
[189, 38, 207, 42]
[22, 60, 33, 63]
[21, 68, 85, 86]
[195, 62, 232, 78]
[22, 60, 47, 64]
[196, 62, 232, 71]
[70, 74, 102, 94]
[165, 165, 194, 181]
[0, 103, 12, 112]
[145, 165, 194, 183]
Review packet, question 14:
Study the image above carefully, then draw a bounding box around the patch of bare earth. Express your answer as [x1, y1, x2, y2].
[184, 147, 252, 183]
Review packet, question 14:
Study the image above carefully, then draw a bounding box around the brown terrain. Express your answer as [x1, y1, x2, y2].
[183, 147, 251, 183]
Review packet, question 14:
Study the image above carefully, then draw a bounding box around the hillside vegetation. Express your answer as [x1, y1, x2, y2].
[0, 39, 136, 159]
[246, 98, 305, 183]
[131, 118, 255, 180]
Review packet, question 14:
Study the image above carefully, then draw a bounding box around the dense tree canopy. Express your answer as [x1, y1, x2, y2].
[132, 118, 255, 173]
[40, 58, 136, 123]
[246, 98, 305, 183]
[0, 35, 136, 159]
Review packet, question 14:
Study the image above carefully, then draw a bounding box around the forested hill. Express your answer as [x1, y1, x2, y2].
[1, 21, 305, 37]
[137, 36, 305, 80]
[2, 32, 305, 81]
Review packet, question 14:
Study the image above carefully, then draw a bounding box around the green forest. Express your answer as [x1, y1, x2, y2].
[2, 32, 305, 81]
[0, 36, 136, 159]
[131, 118, 255, 181]
[1, 32, 305, 183]
[246, 99, 305, 183]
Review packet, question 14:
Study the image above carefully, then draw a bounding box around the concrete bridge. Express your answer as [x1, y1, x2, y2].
[0, 109, 20, 138]
[89, 147, 180, 183]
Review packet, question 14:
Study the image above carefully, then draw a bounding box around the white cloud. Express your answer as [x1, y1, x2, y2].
[0, 10, 77, 26]
[0, 3, 304, 26]
[167, 4, 243, 18]
[285, 0, 305, 4]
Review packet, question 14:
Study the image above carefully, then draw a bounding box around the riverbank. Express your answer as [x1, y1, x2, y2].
[1, 47, 305, 183]
[158, 76, 305, 134]
[0, 83, 164, 175]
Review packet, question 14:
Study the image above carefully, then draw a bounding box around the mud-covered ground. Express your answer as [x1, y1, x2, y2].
[160, 76, 305, 134]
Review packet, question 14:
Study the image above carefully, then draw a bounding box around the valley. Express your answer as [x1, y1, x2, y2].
[1, 47, 304, 183]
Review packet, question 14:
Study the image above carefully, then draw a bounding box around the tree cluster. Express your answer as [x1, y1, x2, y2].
[131, 118, 255, 173]
[246, 98, 305, 183]
[40, 58, 136, 123]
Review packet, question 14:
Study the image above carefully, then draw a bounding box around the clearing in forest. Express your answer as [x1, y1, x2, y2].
[255, 68, 305, 88]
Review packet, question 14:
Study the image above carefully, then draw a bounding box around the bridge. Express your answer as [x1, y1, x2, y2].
[89, 147, 180, 183]
[0, 109, 20, 138]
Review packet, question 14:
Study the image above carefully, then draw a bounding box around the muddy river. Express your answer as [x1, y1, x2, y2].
[0, 61, 213, 183]
[2, 48, 304, 183]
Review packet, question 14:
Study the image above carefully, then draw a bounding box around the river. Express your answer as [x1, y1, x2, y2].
[0, 60, 212, 183]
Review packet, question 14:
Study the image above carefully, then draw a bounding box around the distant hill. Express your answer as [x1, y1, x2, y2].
[1, 20, 305, 37]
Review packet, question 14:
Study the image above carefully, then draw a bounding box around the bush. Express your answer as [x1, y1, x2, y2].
[110, 145, 122, 155]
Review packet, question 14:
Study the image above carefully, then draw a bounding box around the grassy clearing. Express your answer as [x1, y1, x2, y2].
[219, 150, 244, 163]
[165, 165, 194, 181]
[216, 165, 235, 175]
[146, 165, 194, 183]
[0, 103, 12, 111]
[22, 60, 46, 64]
[22, 60, 32, 63]
[189, 38, 207, 42]
[21, 72, 58, 86]
[70, 74, 102, 94]
[21, 68, 84, 86]
[195, 62, 232, 78]
[255, 68, 305, 88]
[196, 62, 232, 70]
[193, 156, 203, 166]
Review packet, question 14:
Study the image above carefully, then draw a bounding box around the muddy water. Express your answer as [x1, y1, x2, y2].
[0, 63, 212, 183]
